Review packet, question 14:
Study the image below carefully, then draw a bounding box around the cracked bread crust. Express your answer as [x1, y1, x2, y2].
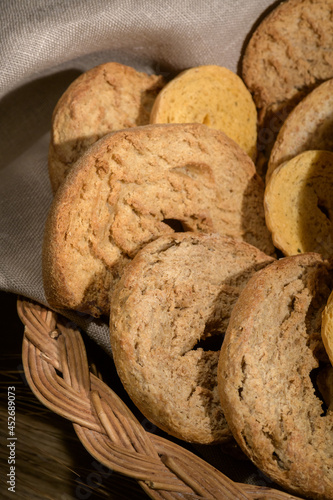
[242, 0, 333, 162]
[48, 62, 165, 192]
[109, 232, 274, 444]
[42, 123, 274, 317]
[218, 253, 333, 499]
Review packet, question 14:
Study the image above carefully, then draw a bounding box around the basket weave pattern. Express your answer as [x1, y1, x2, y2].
[17, 297, 304, 500]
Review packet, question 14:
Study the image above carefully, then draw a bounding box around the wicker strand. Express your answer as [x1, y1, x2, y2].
[240, 484, 304, 499]
[152, 434, 250, 500]
[160, 455, 212, 498]
[19, 301, 60, 368]
[57, 323, 91, 395]
[17, 298, 304, 500]
[91, 374, 159, 458]
[42, 361, 92, 409]
[23, 339, 102, 431]
[91, 389, 129, 446]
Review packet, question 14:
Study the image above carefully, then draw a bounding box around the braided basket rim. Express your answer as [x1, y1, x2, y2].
[16, 297, 305, 500]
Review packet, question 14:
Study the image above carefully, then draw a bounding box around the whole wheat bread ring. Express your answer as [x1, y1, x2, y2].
[218, 253, 333, 500]
[242, 0, 333, 165]
[43, 122, 274, 317]
[268, 79, 333, 181]
[110, 232, 274, 444]
[48, 62, 165, 192]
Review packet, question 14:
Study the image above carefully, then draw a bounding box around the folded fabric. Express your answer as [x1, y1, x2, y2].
[0, 0, 274, 352]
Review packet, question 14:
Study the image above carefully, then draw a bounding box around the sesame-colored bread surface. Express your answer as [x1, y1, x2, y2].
[218, 253, 333, 499]
[48, 62, 165, 192]
[42, 123, 274, 317]
[242, 0, 333, 162]
[110, 232, 274, 444]
[264, 150, 333, 258]
[267, 79, 333, 181]
[150, 65, 257, 161]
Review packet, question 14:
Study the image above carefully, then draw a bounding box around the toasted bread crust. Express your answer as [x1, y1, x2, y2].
[110, 232, 274, 444]
[242, 0, 333, 162]
[218, 253, 333, 499]
[49, 62, 165, 192]
[268, 79, 333, 180]
[43, 123, 274, 317]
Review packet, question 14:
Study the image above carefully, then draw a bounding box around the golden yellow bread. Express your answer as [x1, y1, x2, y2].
[264, 150, 333, 258]
[150, 65, 257, 161]
[322, 290, 333, 368]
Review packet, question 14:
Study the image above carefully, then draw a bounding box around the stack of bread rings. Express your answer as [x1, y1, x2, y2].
[42, 2, 333, 498]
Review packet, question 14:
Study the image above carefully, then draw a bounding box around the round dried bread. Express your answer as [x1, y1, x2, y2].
[268, 79, 333, 181]
[264, 150, 333, 258]
[42, 123, 274, 317]
[218, 253, 333, 499]
[110, 232, 274, 444]
[48, 62, 165, 192]
[242, 0, 333, 160]
[150, 65, 257, 161]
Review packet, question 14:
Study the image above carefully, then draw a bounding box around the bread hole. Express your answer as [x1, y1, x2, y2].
[272, 451, 289, 471]
[317, 201, 330, 220]
[310, 364, 329, 417]
[238, 386, 243, 399]
[162, 219, 188, 232]
[192, 332, 224, 352]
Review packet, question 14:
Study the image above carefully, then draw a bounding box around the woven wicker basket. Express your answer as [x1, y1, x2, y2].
[17, 297, 305, 500]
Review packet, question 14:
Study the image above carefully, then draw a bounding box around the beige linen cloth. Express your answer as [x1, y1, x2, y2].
[0, 0, 279, 487]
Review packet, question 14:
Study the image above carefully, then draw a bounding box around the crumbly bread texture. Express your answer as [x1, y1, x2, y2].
[264, 150, 333, 258]
[42, 123, 274, 317]
[48, 62, 165, 192]
[268, 79, 333, 181]
[322, 290, 333, 369]
[218, 253, 333, 499]
[242, 0, 333, 162]
[110, 232, 274, 444]
[150, 65, 257, 161]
